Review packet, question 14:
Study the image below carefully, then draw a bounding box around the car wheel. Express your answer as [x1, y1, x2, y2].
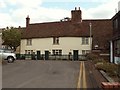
[7, 57, 14, 63]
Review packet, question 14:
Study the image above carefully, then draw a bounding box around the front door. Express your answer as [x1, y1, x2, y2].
[37, 51, 41, 60]
[45, 51, 49, 60]
[73, 50, 78, 60]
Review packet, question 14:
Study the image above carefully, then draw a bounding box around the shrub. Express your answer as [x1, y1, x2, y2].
[96, 62, 118, 76]
[86, 53, 99, 60]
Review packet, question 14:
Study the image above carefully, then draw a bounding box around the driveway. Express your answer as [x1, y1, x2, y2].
[2, 60, 80, 88]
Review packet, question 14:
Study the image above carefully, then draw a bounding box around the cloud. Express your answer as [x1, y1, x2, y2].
[0, 0, 120, 28]
[0, 0, 6, 8]
[0, 13, 14, 28]
[5, 0, 42, 8]
[82, 0, 119, 19]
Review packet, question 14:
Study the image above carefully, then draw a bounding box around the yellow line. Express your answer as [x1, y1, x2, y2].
[77, 62, 82, 89]
[77, 61, 87, 90]
[83, 62, 87, 88]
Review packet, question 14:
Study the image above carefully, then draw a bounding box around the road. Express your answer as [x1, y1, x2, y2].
[2, 60, 107, 89]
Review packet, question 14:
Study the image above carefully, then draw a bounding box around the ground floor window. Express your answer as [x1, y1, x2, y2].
[82, 50, 90, 55]
[25, 50, 33, 54]
[52, 49, 62, 55]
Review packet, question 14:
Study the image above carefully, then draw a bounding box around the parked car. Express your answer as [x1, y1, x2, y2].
[0, 49, 16, 63]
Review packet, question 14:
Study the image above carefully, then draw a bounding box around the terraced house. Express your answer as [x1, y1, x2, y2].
[20, 7, 112, 60]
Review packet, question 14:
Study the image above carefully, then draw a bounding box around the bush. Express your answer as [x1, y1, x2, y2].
[86, 53, 99, 60]
[96, 62, 118, 76]
[86, 53, 107, 64]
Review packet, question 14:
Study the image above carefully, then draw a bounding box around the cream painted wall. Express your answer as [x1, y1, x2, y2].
[20, 37, 91, 55]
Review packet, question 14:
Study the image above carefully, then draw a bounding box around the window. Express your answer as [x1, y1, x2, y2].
[82, 50, 90, 55]
[116, 40, 120, 55]
[27, 39, 32, 46]
[52, 49, 62, 55]
[53, 37, 59, 44]
[82, 37, 89, 45]
[25, 50, 33, 54]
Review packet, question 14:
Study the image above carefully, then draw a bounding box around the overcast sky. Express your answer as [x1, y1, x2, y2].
[0, 0, 120, 28]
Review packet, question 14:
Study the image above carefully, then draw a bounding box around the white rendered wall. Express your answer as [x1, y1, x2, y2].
[20, 37, 91, 55]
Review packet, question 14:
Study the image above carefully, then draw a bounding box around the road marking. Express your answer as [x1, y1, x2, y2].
[77, 62, 82, 89]
[77, 61, 87, 90]
[83, 62, 87, 88]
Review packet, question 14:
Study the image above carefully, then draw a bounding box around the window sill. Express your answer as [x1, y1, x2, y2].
[81, 44, 89, 45]
[53, 44, 59, 45]
[26, 45, 32, 46]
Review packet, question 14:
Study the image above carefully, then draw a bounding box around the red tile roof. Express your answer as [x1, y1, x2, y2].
[22, 21, 90, 39]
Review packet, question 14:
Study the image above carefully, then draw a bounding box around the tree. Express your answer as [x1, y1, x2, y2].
[2, 27, 21, 51]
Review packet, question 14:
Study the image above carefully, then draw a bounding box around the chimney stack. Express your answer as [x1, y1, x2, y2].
[26, 15, 30, 28]
[71, 7, 82, 23]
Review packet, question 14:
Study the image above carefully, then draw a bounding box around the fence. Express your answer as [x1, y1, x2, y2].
[16, 54, 86, 61]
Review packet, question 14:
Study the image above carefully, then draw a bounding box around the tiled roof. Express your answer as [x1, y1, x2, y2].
[22, 21, 90, 39]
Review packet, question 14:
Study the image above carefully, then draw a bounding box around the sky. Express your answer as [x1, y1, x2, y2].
[0, 0, 120, 28]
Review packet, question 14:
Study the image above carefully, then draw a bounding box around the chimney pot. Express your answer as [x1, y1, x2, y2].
[75, 7, 77, 10]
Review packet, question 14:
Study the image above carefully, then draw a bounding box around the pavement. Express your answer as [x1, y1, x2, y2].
[85, 61, 107, 88]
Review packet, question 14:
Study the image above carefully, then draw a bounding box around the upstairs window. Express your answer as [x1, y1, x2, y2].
[53, 37, 59, 45]
[26, 39, 32, 46]
[82, 37, 89, 45]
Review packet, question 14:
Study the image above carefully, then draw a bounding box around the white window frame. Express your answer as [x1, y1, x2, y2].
[53, 37, 59, 45]
[52, 49, 62, 55]
[82, 50, 90, 55]
[82, 37, 89, 45]
[25, 50, 33, 54]
[26, 39, 32, 46]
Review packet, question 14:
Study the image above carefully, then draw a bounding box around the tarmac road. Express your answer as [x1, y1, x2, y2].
[2, 60, 80, 88]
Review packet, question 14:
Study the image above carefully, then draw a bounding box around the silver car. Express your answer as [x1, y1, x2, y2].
[0, 49, 16, 63]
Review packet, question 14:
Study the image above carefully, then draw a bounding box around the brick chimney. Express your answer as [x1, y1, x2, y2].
[26, 15, 30, 28]
[71, 7, 82, 23]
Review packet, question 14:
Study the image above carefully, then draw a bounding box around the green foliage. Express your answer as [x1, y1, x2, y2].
[96, 62, 118, 76]
[86, 53, 99, 60]
[2, 27, 21, 51]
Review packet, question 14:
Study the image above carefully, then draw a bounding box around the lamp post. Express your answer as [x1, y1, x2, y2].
[89, 23, 92, 53]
